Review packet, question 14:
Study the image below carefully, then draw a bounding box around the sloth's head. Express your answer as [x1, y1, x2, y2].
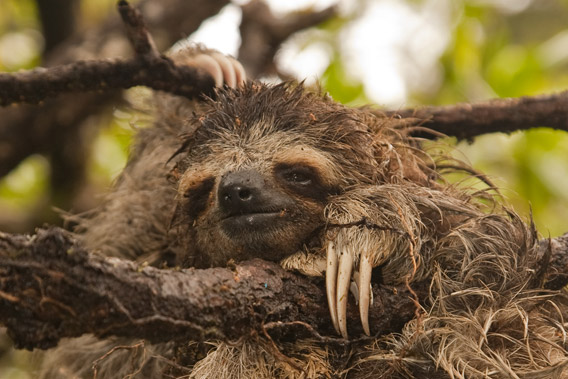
[170, 83, 419, 267]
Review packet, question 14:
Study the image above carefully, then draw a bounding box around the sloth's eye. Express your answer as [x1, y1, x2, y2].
[275, 163, 330, 201]
[285, 170, 312, 185]
[181, 176, 215, 220]
[281, 166, 314, 186]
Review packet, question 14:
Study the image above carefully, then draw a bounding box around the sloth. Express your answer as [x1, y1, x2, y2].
[39, 48, 568, 378]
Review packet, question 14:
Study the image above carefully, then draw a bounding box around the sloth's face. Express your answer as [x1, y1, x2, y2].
[170, 83, 379, 267]
[176, 140, 342, 266]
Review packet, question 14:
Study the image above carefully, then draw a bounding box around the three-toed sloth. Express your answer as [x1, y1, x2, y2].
[40, 48, 568, 378]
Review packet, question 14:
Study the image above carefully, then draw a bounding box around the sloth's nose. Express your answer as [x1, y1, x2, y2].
[218, 169, 264, 215]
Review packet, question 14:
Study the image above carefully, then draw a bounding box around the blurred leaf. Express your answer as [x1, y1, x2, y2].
[0, 155, 49, 210]
[321, 54, 367, 105]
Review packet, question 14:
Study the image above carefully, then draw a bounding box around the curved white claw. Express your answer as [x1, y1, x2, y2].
[337, 247, 353, 339]
[228, 57, 247, 86]
[210, 53, 237, 88]
[326, 241, 340, 334]
[189, 53, 246, 88]
[192, 54, 224, 87]
[359, 255, 373, 336]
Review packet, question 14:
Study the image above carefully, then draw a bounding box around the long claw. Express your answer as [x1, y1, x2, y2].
[359, 255, 373, 336]
[326, 241, 340, 334]
[337, 248, 353, 339]
[192, 54, 223, 87]
[211, 52, 237, 88]
[228, 57, 247, 86]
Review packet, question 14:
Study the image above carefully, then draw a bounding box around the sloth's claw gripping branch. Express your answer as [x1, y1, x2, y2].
[359, 255, 373, 336]
[337, 244, 354, 338]
[326, 241, 340, 334]
[324, 219, 397, 339]
[170, 49, 246, 88]
[326, 230, 376, 339]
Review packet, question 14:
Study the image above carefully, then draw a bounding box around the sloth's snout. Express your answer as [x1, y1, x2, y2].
[218, 169, 265, 216]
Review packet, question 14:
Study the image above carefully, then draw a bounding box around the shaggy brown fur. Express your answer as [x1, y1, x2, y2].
[40, 50, 568, 378]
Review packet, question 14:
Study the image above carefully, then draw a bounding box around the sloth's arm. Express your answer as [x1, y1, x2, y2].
[323, 184, 474, 338]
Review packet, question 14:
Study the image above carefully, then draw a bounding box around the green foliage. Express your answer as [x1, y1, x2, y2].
[89, 109, 134, 185]
[321, 54, 368, 105]
[0, 155, 48, 211]
[438, 2, 568, 236]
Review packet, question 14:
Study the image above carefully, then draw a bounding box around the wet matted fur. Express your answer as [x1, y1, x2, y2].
[40, 82, 568, 378]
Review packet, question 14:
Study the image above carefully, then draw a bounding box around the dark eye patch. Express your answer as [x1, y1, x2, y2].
[275, 163, 333, 202]
[182, 176, 215, 221]
[281, 165, 314, 185]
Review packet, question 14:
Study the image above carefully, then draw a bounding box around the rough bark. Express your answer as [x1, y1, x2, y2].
[0, 56, 216, 106]
[385, 91, 568, 140]
[1, 227, 567, 352]
[0, 227, 423, 351]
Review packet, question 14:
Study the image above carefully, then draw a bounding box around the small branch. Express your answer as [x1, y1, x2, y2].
[0, 0, 227, 186]
[0, 57, 215, 106]
[117, 0, 158, 57]
[385, 91, 568, 139]
[0, 227, 422, 350]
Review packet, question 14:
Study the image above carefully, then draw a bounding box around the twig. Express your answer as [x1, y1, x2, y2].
[117, 0, 158, 57]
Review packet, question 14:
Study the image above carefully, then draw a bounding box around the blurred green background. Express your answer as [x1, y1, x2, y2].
[1, 0, 568, 377]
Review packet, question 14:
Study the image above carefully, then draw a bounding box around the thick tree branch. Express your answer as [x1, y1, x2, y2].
[386, 91, 568, 139]
[1, 227, 567, 351]
[0, 227, 422, 351]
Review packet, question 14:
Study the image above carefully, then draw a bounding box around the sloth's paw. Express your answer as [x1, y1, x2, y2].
[172, 49, 246, 88]
[280, 249, 327, 277]
[326, 227, 387, 338]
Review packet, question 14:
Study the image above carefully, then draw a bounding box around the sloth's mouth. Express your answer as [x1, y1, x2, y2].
[223, 211, 286, 223]
[221, 210, 289, 232]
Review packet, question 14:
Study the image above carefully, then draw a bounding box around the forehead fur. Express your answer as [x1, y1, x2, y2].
[179, 82, 381, 184]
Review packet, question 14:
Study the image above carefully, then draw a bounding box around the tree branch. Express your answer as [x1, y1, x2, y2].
[385, 91, 568, 140]
[0, 227, 422, 350]
[0, 56, 216, 107]
[0, 0, 228, 182]
[0, 2, 215, 107]
[1, 227, 567, 351]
